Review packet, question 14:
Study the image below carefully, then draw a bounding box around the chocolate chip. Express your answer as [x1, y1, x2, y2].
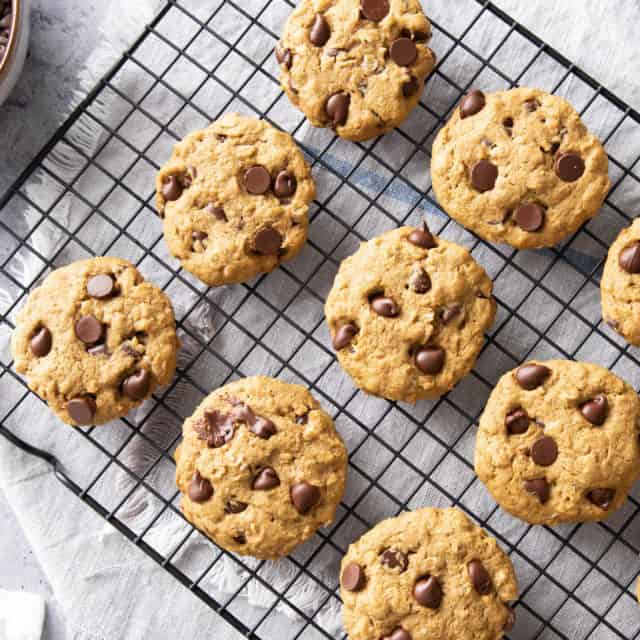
[370, 295, 399, 317]
[470, 160, 498, 192]
[296, 412, 309, 425]
[194, 409, 236, 448]
[333, 323, 358, 350]
[67, 396, 97, 425]
[409, 267, 431, 293]
[586, 488, 615, 509]
[206, 203, 227, 221]
[619, 242, 640, 274]
[503, 117, 514, 134]
[189, 471, 213, 503]
[506, 408, 529, 435]
[87, 344, 108, 356]
[407, 221, 436, 249]
[244, 165, 271, 195]
[192, 231, 207, 245]
[441, 305, 462, 325]
[87, 274, 116, 299]
[75, 315, 104, 345]
[382, 628, 411, 640]
[290, 482, 321, 514]
[274, 170, 297, 198]
[515, 203, 545, 232]
[310, 13, 330, 46]
[380, 548, 408, 572]
[233, 533, 247, 544]
[555, 153, 585, 182]
[326, 92, 350, 126]
[225, 500, 248, 514]
[253, 227, 283, 255]
[360, 0, 389, 21]
[524, 99, 538, 112]
[275, 44, 292, 69]
[413, 31, 430, 42]
[252, 467, 280, 491]
[531, 437, 558, 467]
[400, 77, 419, 98]
[390, 38, 417, 66]
[467, 559, 492, 595]
[415, 346, 445, 374]
[342, 562, 366, 591]
[251, 416, 277, 439]
[580, 395, 607, 426]
[516, 363, 551, 390]
[504, 608, 516, 631]
[162, 175, 183, 201]
[30, 327, 52, 357]
[523, 477, 550, 504]
[460, 90, 486, 119]
[413, 576, 442, 608]
[122, 370, 151, 401]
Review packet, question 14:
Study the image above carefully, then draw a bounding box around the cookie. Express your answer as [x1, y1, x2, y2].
[601, 218, 640, 345]
[11, 258, 178, 426]
[431, 88, 610, 249]
[340, 507, 518, 640]
[325, 224, 496, 402]
[475, 360, 640, 525]
[174, 376, 348, 559]
[276, 0, 436, 141]
[156, 113, 315, 286]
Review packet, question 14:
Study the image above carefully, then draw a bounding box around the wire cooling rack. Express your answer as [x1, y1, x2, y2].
[2, 1, 640, 638]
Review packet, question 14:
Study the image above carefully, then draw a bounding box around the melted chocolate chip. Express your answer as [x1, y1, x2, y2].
[67, 396, 97, 425]
[516, 363, 551, 390]
[87, 274, 116, 299]
[333, 323, 358, 350]
[619, 242, 640, 274]
[468, 559, 492, 595]
[441, 304, 462, 325]
[515, 203, 545, 232]
[161, 175, 183, 201]
[206, 203, 227, 221]
[380, 548, 408, 572]
[586, 488, 615, 509]
[342, 562, 366, 591]
[75, 315, 104, 345]
[409, 267, 431, 293]
[470, 160, 498, 192]
[403, 77, 420, 97]
[194, 409, 236, 448]
[290, 482, 321, 514]
[326, 93, 350, 126]
[252, 467, 280, 490]
[523, 477, 550, 504]
[30, 327, 52, 357]
[310, 13, 331, 46]
[580, 395, 607, 426]
[360, 0, 389, 21]
[253, 227, 283, 255]
[555, 153, 585, 182]
[505, 408, 529, 435]
[524, 99, 538, 112]
[407, 221, 436, 249]
[275, 44, 292, 69]
[531, 436, 558, 467]
[390, 38, 417, 66]
[370, 295, 399, 317]
[460, 90, 486, 119]
[274, 170, 297, 198]
[415, 346, 445, 374]
[244, 165, 271, 194]
[122, 370, 151, 401]
[189, 471, 213, 503]
[225, 500, 248, 514]
[413, 575, 442, 608]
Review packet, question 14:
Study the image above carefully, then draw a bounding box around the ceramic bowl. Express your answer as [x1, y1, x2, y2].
[0, 0, 30, 107]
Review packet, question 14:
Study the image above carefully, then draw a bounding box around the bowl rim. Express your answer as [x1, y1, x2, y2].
[0, 0, 20, 77]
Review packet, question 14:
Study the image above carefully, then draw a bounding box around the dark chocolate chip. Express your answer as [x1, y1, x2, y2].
[503, 117, 514, 134]
[470, 160, 498, 193]
[342, 562, 366, 591]
[523, 477, 550, 504]
[87, 274, 116, 299]
[232, 532, 247, 544]
[296, 412, 309, 425]
[505, 408, 529, 435]
[326, 92, 350, 126]
[370, 295, 399, 317]
[409, 267, 431, 293]
[244, 165, 271, 195]
[413, 575, 442, 608]
[407, 221, 436, 249]
[30, 327, 52, 357]
[333, 323, 358, 350]
[402, 77, 420, 97]
[586, 488, 615, 510]
[225, 500, 248, 514]
[555, 153, 585, 182]
[189, 471, 214, 503]
[460, 90, 486, 119]
[192, 231, 207, 244]
[290, 481, 321, 514]
[194, 409, 236, 448]
[206, 203, 227, 221]
[390, 38, 417, 66]
[122, 370, 151, 401]
[251, 416, 277, 439]
[75, 315, 104, 345]
[274, 170, 297, 198]
[515, 203, 545, 232]
[382, 628, 411, 640]
[441, 305, 462, 325]
[467, 559, 492, 595]
[380, 548, 408, 572]
[253, 227, 283, 255]
[524, 99, 538, 112]
[310, 13, 331, 46]
[531, 437, 558, 467]
[580, 395, 607, 426]
[415, 346, 445, 374]
[360, 0, 389, 21]
[619, 242, 640, 274]
[275, 44, 292, 69]
[162, 175, 183, 201]
[252, 467, 280, 490]
[516, 363, 551, 390]
[67, 396, 97, 425]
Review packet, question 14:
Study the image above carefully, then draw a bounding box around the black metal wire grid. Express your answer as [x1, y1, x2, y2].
[1, 1, 640, 638]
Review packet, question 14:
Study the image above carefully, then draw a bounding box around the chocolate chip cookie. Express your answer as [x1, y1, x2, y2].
[341, 507, 518, 640]
[276, 0, 436, 141]
[156, 113, 315, 286]
[601, 218, 640, 345]
[475, 360, 640, 525]
[325, 224, 496, 402]
[11, 258, 178, 426]
[432, 88, 610, 249]
[174, 376, 348, 559]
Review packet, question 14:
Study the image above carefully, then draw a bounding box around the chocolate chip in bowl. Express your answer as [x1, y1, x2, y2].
[0, 0, 30, 107]
[0, 1, 13, 62]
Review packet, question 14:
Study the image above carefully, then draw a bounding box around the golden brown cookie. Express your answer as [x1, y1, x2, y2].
[325, 224, 496, 402]
[340, 508, 518, 640]
[276, 0, 436, 141]
[475, 360, 640, 525]
[175, 376, 348, 559]
[11, 257, 178, 426]
[156, 113, 315, 286]
[432, 88, 610, 249]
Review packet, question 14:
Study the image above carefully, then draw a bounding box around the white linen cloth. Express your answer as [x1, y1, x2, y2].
[1, 1, 640, 639]
[0, 590, 45, 640]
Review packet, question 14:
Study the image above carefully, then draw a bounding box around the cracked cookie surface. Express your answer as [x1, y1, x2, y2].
[156, 113, 315, 286]
[175, 376, 348, 559]
[11, 257, 178, 426]
[601, 218, 640, 345]
[341, 507, 518, 640]
[325, 225, 496, 402]
[432, 88, 610, 249]
[475, 360, 640, 525]
[277, 0, 436, 141]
